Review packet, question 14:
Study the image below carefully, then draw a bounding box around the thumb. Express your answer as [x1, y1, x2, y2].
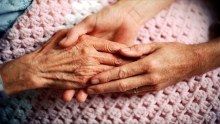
[59, 17, 95, 47]
[119, 43, 158, 57]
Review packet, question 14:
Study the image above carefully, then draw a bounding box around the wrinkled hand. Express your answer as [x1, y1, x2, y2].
[60, 5, 141, 102]
[88, 42, 206, 94]
[0, 30, 128, 96]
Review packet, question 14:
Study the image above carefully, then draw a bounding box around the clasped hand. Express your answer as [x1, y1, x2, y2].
[0, 30, 130, 96]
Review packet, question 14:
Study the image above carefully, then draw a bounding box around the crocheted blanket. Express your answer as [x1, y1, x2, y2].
[0, 0, 220, 123]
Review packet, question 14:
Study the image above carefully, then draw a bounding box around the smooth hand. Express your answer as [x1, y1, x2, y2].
[88, 42, 208, 94]
[60, 5, 141, 47]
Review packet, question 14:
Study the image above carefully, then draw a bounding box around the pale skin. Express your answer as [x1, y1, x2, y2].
[0, 30, 129, 97]
[61, 0, 220, 103]
[60, 0, 175, 102]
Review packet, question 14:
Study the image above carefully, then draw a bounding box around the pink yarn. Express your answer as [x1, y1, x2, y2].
[0, 0, 220, 123]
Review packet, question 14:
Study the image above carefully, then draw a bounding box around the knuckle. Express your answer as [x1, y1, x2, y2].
[78, 76, 89, 86]
[150, 74, 162, 84]
[82, 47, 91, 55]
[140, 61, 149, 72]
[118, 68, 128, 79]
[114, 57, 123, 65]
[118, 82, 128, 92]
[104, 42, 113, 52]
[29, 75, 38, 86]
[100, 74, 110, 83]
[147, 59, 158, 72]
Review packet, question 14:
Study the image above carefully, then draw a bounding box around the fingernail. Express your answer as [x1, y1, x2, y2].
[121, 48, 131, 52]
[87, 88, 96, 94]
[91, 79, 100, 84]
[59, 37, 67, 45]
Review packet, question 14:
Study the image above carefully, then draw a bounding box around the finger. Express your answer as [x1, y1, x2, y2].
[82, 35, 127, 53]
[87, 74, 152, 94]
[43, 65, 114, 85]
[93, 52, 131, 66]
[76, 90, 88, 103]
[40, 73, 83, 87]
[43, 79, 82, 89]
[119, 43, 159, 58]
[91, 59, 147, 84]
[63, 90, 75, 102]
[125, 85, 155, 95]
[59, 16, 95, 47]
[126, 82, 171, 95]
[38, 29, 69, 53]
[93, 65, 115, 73]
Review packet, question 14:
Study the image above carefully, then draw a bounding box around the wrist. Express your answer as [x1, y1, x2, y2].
[0, 70, 9, 99]
[0, 63, 11, 94]
[193, 40, 220, 73]
[113, 0, 143, 25]
[0, 54, 36, 94]
[114, 0, 174, 25]
[0, 68, 5, 91]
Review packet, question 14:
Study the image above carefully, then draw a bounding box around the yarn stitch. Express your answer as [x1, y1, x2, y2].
[0, 0, 220, 123]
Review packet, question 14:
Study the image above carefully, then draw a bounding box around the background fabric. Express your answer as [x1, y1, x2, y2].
[0, 0, 33, 37]
[0, 0, 220, 123]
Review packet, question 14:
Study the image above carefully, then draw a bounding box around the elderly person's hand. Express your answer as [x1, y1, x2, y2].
[61, 0, 174, 102]
[88, 42, 220, 94]
[0, 30, 128, 97]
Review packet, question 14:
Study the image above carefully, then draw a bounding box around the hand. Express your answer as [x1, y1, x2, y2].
[0, 30, 128, 96]
[60, 2, 143, 102]
[87, 42, 207, 94]
[59, 5, 141, 47]
[60, 0, 174, 102]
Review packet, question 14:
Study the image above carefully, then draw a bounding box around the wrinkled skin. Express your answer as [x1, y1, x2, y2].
[88, 42, 207, 94]
[0, 30, 128, 95]
[60, 5, 141, 102]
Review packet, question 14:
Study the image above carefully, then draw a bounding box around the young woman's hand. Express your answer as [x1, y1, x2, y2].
[87, 42, 210, 94]
[59, 5, 141, 47]
[0, 30, 128, 96]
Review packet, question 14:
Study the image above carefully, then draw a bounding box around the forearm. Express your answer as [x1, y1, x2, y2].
[115, 0, 174, 25]
[196, 38, 220, 73]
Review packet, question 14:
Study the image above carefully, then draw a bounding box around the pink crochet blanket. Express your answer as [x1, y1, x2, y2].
[0, 0, 220, 123]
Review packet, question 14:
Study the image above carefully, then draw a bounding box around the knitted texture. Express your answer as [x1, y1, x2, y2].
[0, 0, 33, 32]
[0, 0, 220, 123]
